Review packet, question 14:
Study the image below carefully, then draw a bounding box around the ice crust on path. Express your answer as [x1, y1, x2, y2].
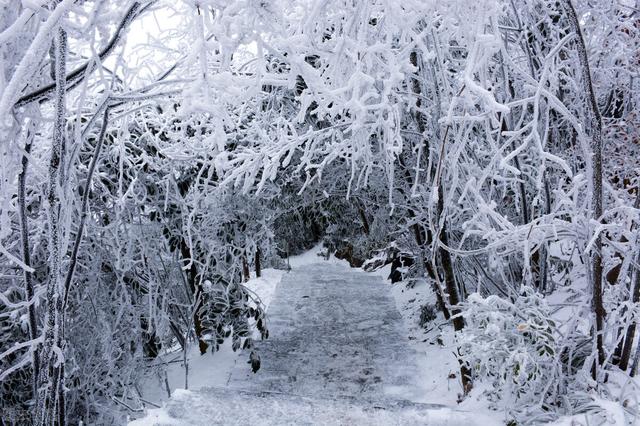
[226, 262, 431, 400]
[131, 261, 490, 425]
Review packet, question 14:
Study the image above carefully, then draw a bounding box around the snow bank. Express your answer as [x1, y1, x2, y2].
[244, 268, 285, 312]
[385, 275, 501, 424]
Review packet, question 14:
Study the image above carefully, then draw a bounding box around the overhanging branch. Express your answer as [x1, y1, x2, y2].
[14, 1, 154, 109]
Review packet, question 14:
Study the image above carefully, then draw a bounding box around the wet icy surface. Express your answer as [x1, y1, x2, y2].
[226, 262, 427, 401]
[131, 261, 477, 425]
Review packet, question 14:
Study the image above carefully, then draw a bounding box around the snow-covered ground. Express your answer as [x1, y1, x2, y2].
[378, 265, 502, 423]
[130, 246, 638, 425]
[381, 245, 639, 425]
[130, 387, 487, 426]
[130, 248, 501, 425]
[134, 247, 329, 413]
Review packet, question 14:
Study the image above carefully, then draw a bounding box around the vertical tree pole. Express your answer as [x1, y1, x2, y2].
[430, 92, 473, 393]
[242, 252, 251, 282]
[18, 123, 39, 396]
[36, 19, 68, 426]
[619, 244, 640, 371]
[409, 50, 450, 319]
[562, 0, 605, 378]
[437, 187, 472, 394]
[255, 247, 262, 278]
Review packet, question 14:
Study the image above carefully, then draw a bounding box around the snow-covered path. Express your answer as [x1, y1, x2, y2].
[131, 261, 483, 425]
[227, 262, 427, 400]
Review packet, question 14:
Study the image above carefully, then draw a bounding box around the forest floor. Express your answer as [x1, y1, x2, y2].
[129, 251, 499, 425]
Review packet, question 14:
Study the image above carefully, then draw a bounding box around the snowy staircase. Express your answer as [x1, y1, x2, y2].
[137, 386, 468, 425]
[131, 262, 476, 425]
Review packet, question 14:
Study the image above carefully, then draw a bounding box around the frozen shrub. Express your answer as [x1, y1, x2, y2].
[457, 287, 560, 420]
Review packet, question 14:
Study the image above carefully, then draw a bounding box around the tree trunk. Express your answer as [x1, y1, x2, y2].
[36, 22, 68, 426]
[356, 200, 370, 235]
[408, 50, 450, 319]
[179, 239, 208, 354]
[63, 107, 109, 308]
[18, 124, 39, 395]
[420, 43, 472, 392]
[619, 235, 640, 371]
[411, 215, 449, 319]
[242, 253, 251, 282]
[613, 193, 640, 366]
[57, 363, 65, 426]
[255, 248, 261, 278]
[618, 262, 640, 371]
[631, 339, 640, 377]
[563, 0, 605, 379]
[438, 185, 472, 394]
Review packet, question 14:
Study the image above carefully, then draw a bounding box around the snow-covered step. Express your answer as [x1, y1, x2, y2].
[129, 386, 476, 426]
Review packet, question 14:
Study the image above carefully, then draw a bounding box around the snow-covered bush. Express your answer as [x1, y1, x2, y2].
[200, 277, 268, 356]
[457, 287, 560, 420]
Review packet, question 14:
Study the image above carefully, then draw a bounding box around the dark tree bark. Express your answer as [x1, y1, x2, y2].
[242, 253, 251, 282]
[255, 248, 262, 278]
[356, 200, 370, 235]
[613, 193, 640, 366]
[618, 189, 640, 371]
[36, 23, 68, 426]
[618, 249, 640, 371]
[562, 0, 605, 378]
[408, 50, 450, 319]
[63, 108, 109, 308]
[438, 185, 472, 394]
[631, 341, 640, 377]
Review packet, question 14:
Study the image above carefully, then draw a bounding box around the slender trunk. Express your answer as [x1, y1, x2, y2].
[541, 176, 553, 293]
[631, 339, 640, 377]
[357, 203, 370, 235]
[57, 363, 65, 426]
[408, 50, 450, 319]
[613, 191, 640, 367]
[183, 345, 189, 390]
[411, 214, 449, 319]
[513, 147, 529, 225]
[255, 248, 261, 278]
[179, 240, 208, 354]
[563, 0, 605, 378]
[36, 22, 67, 426]
[242, 253, 250, 282]
[618, 247, 640, 371]
[18, 126, 39, 395]
[63, 107, 109, 308]
[438, 184, 472, 394]
[425, 40, 472, 392]
[618, 189, 640, 371]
